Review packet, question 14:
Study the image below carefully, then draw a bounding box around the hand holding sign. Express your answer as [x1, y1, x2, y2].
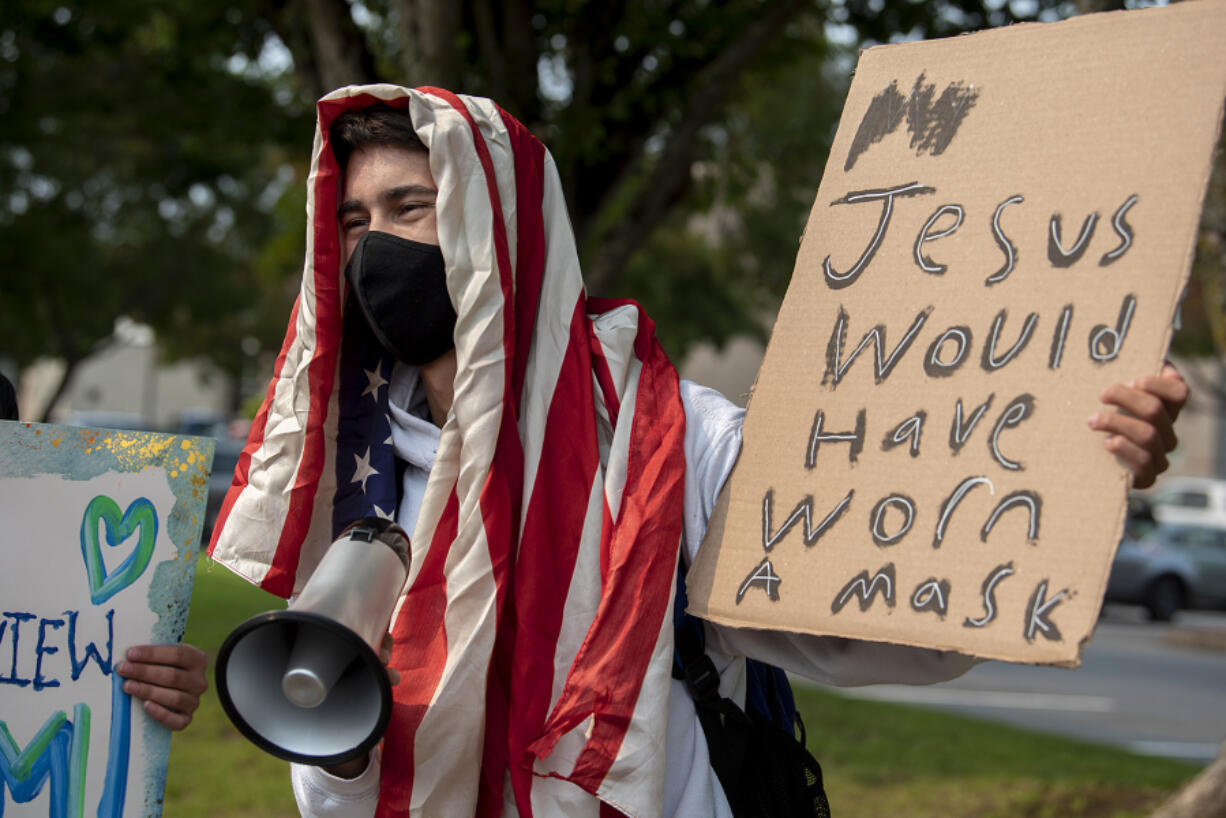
[687, 2, 1226, 666]
[1091, 362, 1188, 489]
[116, 644, 208, 731]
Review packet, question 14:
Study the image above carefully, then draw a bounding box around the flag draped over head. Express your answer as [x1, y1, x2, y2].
[209, 85, 687, 817]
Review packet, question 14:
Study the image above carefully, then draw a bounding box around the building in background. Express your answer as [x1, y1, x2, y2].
[17, 322, 233, 431]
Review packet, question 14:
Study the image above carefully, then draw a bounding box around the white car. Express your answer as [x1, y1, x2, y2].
[1148, 476, 1226, 530]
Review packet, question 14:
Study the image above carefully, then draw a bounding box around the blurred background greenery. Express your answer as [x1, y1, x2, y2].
[1, 0, 1222, 424]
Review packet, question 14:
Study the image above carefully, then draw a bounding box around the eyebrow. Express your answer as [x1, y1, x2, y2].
[337, 184, 437, 219]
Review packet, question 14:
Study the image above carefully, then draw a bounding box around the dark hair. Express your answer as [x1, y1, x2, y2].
[329, 104, 428, 169]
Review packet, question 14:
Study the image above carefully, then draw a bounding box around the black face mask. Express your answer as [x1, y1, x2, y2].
[344, 231, 457, 365]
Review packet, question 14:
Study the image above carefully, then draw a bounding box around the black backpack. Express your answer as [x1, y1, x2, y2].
[673, 568, 832, 817]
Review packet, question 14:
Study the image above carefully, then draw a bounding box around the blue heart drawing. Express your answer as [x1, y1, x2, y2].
[80, 495, 158, 605]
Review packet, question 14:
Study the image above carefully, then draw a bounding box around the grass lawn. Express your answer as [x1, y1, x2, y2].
[167, 557, 1199, 816]
[167, 558, 298, 817]
[795, 685, 1198, 818]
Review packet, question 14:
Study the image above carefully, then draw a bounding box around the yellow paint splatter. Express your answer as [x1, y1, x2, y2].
[98, 430, 180, 471]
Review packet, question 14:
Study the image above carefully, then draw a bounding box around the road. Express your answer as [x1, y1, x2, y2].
[815, 604, 1226, 765]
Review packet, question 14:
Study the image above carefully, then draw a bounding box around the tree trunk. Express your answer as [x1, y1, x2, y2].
[38, 357, 79, 423]
[580, 0, 813, 293]
[304, 0, 379, 93]
[470, 0, 541, 125]
[388, 0, 464, 88]
[1149, 742, 1226, 818]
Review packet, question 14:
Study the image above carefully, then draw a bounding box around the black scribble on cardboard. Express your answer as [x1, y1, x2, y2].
[845, 80, 908, 172]
[845, 73, 980, 172]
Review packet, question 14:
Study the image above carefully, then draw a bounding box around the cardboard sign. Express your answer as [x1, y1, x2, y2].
[0, 422, 212, 816]
[687, 2, 1226, 666]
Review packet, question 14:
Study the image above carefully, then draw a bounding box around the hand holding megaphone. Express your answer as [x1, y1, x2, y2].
[215, 517, 410, 766]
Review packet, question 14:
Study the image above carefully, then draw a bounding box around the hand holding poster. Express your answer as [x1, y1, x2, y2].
[0, 422, 212, 816]
[687, 2, 1226, 666]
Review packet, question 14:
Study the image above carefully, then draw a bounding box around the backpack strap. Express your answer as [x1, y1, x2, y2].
[673, 560, 832, 817]
[673, 567, 752, 790]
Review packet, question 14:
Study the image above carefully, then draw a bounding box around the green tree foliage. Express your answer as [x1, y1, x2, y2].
[0, 0, 311, 417]
[5, 0, 1216, 419]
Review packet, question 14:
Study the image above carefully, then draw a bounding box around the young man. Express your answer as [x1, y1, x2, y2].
[164, 86, 1189, 817]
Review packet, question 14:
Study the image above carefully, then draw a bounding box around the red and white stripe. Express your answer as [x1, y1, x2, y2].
[209, 85, 687, 817]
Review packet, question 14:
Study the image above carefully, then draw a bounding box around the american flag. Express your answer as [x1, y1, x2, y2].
[209, 85, 687, 817]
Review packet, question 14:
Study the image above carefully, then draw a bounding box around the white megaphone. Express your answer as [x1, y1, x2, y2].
[215, 517, 410, 766]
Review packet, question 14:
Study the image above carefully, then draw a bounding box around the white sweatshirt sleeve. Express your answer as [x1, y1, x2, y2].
[678, 380, 980, 687]
[290, 749, 381, 818]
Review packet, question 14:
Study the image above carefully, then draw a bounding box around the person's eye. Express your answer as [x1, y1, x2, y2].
[342, 216, 369, 233]
[397, 202, 426, 218]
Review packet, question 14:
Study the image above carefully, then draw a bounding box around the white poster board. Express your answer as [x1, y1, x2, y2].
[0, 422, 212, 816]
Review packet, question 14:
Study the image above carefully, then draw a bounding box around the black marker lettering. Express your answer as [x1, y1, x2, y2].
[932, 475, 993, 549]
[914, 204, 964, 275]
[981, 309, 1038, 371]
[806, 409, 866, 469]
[831, 563, 897, 614]
[882, 410, 926, 457]
[737, 557, 782, 604]
[824, 306, 933, 387]
[989, 393, 1035, 471]
[949, 394, 994, 455]
[964, 561, 1015, 628]
[1099, 194, 1138, 266]
[1048, 304, 1073, 370]
[1088, 294, 1137, 363]
[869, 493, 916, 547]
[906, 74, 980, 157]
[844, 75, 979, 171]
[1048, 211, 1099, 267]
[981, 490, 1042, 544]
[911, 578, 951, 618]
[923, 326, 972, 378]
[762, 489, 854, 551]
[986, 195, 1024, 285]
[845, 81, 907, 172]
[823, 183, 935, 289]
[1024, 580, 1068, 642]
